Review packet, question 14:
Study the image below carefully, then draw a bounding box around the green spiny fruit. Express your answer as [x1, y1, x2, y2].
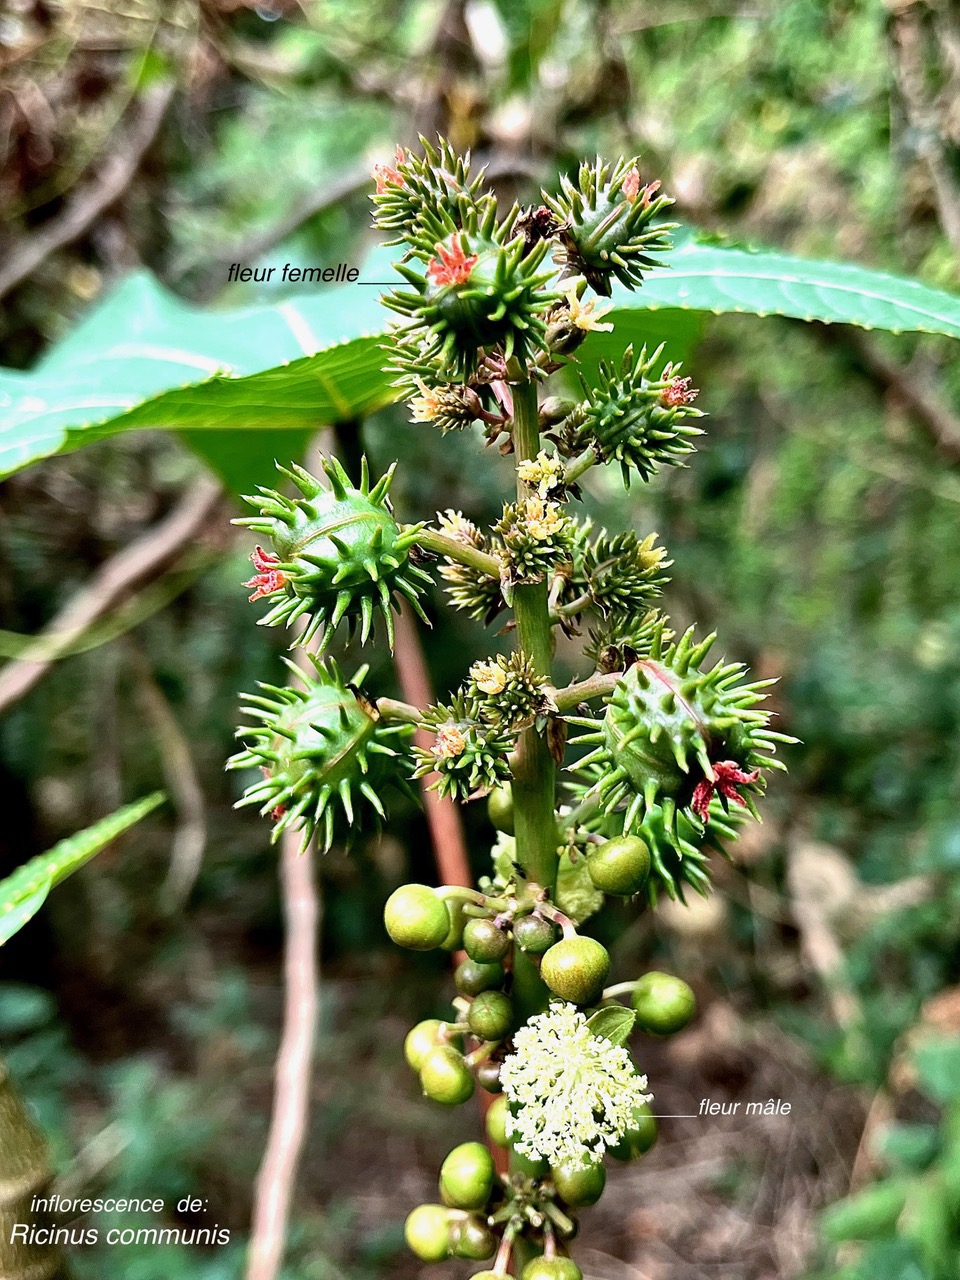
[229, 656, 415, 851]
[371, 135, 493, 255]
[575, 345, 702, 487]
[568, 625, 792, 887]
[384, 201, 556, 378]
[235, 456, 431, 650]
[542, 156, 676, 296]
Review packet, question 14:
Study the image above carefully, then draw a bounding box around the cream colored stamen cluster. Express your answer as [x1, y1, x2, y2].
[501, 1002, 652, 1168]
[560, 282, 614, 332]
[469, 660, 508, 695]
[433, 724, 467, 760]
[410, 378, 442, 422]
[517, 449, 565, 499]
[524, 497, 565, 541]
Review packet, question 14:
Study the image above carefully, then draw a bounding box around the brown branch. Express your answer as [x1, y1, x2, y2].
[393, 605, 473, 888]
[817, 325, 960, 464]
[890, 5, 960, 261]
[245, 647, 320, 1280]
[128, 641, 207, 911]
[0, 83, 174, 301]
[0, 474, 223, 715]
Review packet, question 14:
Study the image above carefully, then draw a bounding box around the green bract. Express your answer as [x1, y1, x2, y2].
[229, 656, 414, 850]
[235, 456, 431, 650]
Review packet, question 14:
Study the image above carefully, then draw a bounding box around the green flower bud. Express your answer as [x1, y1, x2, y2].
[384, 884, 450, 951]
[439, 1142, 496, 1210]
[404, 1018, 444, 1071]
[487, 783, 515, 834]
[540, 937, 611, 1005]
[522, 1258, 583, 1280]
[441, 898, 468, 951]
[514, 914, 559, 954]
[610, 1100, 658, 1160]
[510, 1148, 549, 1180]
[455, 957, 505, 997]
[486, 1094, 509, 1148]
[476, 1059, 502, 1093]
[404, 1204, 451, 1262]
[631, 972, 696, 1034]
[420, 1045, 475, 1106]
[463, 918, 510, 964]
[550, 1157, 606, 1207]
[450, 1215, 496, 1261]
[586, 835, 651, 897]
[468, 991, 513, 1042]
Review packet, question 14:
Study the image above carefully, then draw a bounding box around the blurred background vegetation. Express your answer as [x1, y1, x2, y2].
[1, 1, 959, 1277]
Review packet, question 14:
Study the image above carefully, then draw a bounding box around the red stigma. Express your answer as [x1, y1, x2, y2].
[243, 546, 288, 602]
[427, 233, 478, 287]
[622, 167, 642, 201]
[692, 760, 760, 822]
[661, 376, 698, 408]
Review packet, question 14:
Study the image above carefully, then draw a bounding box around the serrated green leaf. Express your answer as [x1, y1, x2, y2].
[2, 240, 959, 481]
[0, 792, 164, 945]
[586, 1005, 636, 1046]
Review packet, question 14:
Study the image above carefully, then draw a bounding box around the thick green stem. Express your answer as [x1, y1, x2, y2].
[508, 382, 559, 1264]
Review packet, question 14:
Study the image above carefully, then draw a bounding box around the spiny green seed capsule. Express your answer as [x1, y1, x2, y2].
[455, 958, 505, 997]
[404, 1019, 446, 1071]
[587, 835, 651, 897]
[631, 971, 696, 1035]
[486, 1094, 509, 1147]
[450, 1215, 496, 1261]
[463, 917, 510, 964]
[420, 1045, 475, 1106]
[610, 1100, 658, 1160]
[405, 1204, 451, 1262]
[570, 624, 788, 888]
[235, 456, 431, 650]
[487, 783, 515, 834]
[468, 991, 513, 1041]
[439, 1142, 495, 1210]
[514, 914, 559, 954]
[551, 1157, 606, 1207]
[522, 1258, 583, 1280]
[542, 155, 675, 296]
[385, 884, 450, 951]
[230, 656, 413, 850]
[540, 937, 611, 1006]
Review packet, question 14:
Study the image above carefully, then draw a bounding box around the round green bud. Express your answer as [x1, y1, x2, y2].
[487, 783, 515, 834]
[439, 1142, 495, 1210]
[441, 898, 467, 951]
[586, 835, 651, 897]
[455, 957, 505, 997]
[511, 1148, 548, 1179]
[470, 1273, 501, 1280]
[514, 914, 559, 954]
[463, 918, 510, 964]
[610, 1100, 658, 1161]
[420, 1045, 475, 1106]
[476, 1059, 502, 1093]
[468, 991, 513, 1042]
[404, 1204, 451, 1262]
[522, 1259, 583, 1280]
[550, 1158, 606, 1207]
[540, 936, 611, 1006]
[486, 1094, 509, 1147]
[384, 884, 449, 951]
[631, 972, 696, 1035]
[450, 1215, 496, 1261]
[404, 1018, 444, 1072]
